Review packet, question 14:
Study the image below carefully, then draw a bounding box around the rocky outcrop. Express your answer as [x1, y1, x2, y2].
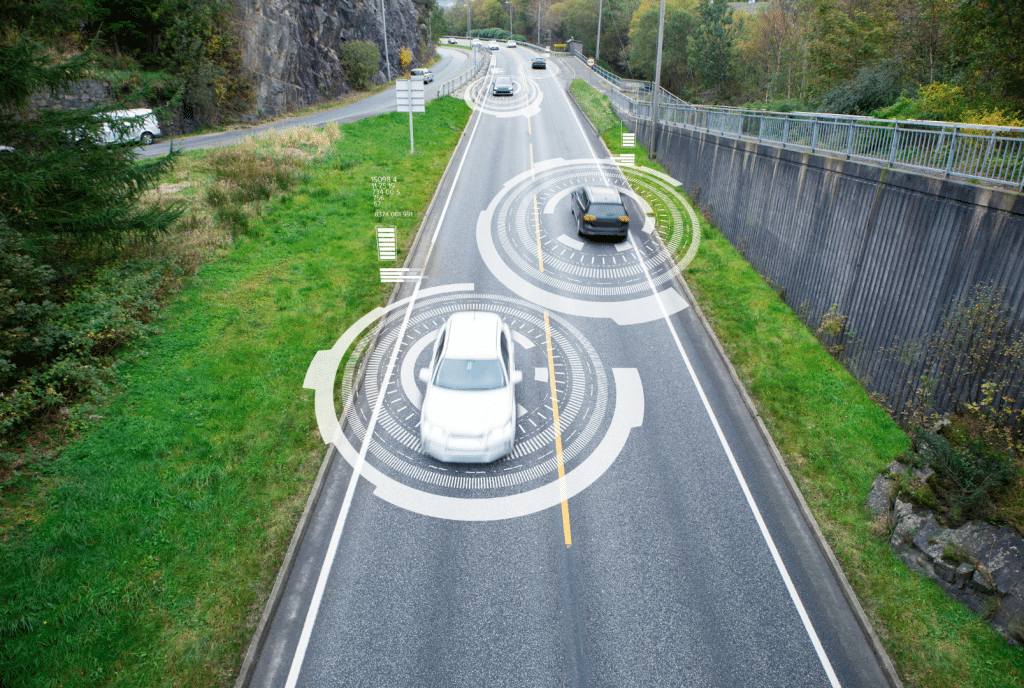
[239, 0, 431, 117]
[867, 462, 1024, 645]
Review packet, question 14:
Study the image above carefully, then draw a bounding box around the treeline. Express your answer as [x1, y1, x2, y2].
[435, 0, 1024, 119]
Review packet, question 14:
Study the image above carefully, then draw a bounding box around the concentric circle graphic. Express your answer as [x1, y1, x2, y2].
[476, 158, 701, 325]
[303, 285, 644, 521]
[463, 67, 544, 118]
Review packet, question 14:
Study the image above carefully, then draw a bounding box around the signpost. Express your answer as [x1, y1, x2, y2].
[396, 77, 425, 154]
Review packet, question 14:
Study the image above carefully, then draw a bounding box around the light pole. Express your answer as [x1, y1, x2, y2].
[595, 0, 603, 63]
[649, 0, 666, 158]
[382, 0, 392, 82]
[505, 1, 512, 34]
[467, 0, 471, 38]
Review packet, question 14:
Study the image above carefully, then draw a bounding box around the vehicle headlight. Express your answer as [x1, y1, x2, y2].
[420, 417, 446, 445]
[583, 214, 596, 222]
[487, 420, 514, 447]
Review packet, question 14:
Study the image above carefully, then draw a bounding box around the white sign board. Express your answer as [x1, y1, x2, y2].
[396, 78, 425, 113]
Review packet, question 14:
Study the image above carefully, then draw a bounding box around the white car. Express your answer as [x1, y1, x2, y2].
[418, 312, 523, 463]
[506, 40, 517, 48]
[410, 68, 433, 83]
[98, 109, 162, 145]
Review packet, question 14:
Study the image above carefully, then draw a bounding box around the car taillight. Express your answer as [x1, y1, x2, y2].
[619, 216, 630, 224]
[583, 214, 596, 222]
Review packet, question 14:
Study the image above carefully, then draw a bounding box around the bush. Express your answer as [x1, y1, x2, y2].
[913, 428, 1018, 523]
[338, 40, 381, 90]
[819, 62, 908, 115]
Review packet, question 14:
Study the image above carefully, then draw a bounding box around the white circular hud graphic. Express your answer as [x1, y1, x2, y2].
[477, 158, 701, 325]
[464, 69, 544, 118]
[303, 288, 643, 521]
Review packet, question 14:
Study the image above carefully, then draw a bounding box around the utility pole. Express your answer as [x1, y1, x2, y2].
[649, 0, 666, 158]
[467, 0, 471, 37]
[595, 0, 603, 63]
[382, 0, 392, 82]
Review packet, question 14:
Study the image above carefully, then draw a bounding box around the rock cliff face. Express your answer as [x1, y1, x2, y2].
[239, 0, 430, 117]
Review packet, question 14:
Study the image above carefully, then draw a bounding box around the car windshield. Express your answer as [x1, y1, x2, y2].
[435, 359, 506, 390]
[589, 203, 626, 217]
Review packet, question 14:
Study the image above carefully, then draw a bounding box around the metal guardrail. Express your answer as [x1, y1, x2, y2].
[623, 99, 1024, 191]
[435, 45, 491, 99]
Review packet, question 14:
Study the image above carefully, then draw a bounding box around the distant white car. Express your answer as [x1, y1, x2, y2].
[410, 68, 434, 83]
[98, 109, 162, 145]
[506, 40, 517, 48]
[418, 311, 522, 463]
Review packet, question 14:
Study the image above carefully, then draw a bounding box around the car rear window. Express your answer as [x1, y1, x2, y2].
[435, 359, 507, 390]
[589, 203, 626, 217]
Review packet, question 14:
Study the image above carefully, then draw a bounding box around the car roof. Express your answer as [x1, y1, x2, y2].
[583, 186, 624, 203]
[495, 76, 512, 83]
[444, 312, 502, 359]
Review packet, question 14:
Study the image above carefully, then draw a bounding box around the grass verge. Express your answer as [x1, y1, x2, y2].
[569, 77, 1024, 688]
[0, 97, 471, 687]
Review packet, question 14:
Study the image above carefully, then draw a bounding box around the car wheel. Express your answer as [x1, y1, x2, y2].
[140, 132, 154, 145]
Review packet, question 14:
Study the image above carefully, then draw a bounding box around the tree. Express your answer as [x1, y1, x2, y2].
[951, 0, 1024, 111]
[0, 35, 180, 258]
[688, 0, 735, 94]
[628, 3, 695, 94]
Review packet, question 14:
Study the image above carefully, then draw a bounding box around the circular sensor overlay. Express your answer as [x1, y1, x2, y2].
[464, 69, 544, 119]
[304, 288, 644, 521]
[477, 159, 700, 325]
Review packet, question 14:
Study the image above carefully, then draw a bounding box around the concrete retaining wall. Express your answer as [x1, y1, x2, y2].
[634, 120, 1024, 417]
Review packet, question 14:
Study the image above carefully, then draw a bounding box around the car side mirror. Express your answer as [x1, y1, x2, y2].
[512, 370, 523, 385]
[419, 368, 431, 384]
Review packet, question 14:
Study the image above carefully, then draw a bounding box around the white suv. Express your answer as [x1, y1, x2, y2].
[99, 109, 162, 145]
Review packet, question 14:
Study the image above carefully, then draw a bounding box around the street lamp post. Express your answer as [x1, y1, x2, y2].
[649, 0, 666, 158]
[382, 0, 392, 82]
[505, 1, 513, 34]
[595, 0, 603, 63]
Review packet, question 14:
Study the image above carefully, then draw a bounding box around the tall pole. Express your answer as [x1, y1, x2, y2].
[467, 0, 471, 37]
[595, 0, 603, 63]
[649, 0, 666, 158]
[508, 1, 513, 34]
[382, 0, 392, 82]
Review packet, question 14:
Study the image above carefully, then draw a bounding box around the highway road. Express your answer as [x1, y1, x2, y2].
[243, 44, 895, 688]
[140, 46, 476, 159]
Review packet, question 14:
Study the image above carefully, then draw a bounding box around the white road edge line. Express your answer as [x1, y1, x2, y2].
[284, 61, 495, 688]
[560, 80, 842, 687]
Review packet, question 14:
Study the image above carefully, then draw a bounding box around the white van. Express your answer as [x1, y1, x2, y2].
[99, 109, 163, 145]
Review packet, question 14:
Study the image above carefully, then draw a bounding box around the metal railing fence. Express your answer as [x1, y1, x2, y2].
[434, 45, 491, 99]
[623, 100, 1024, 190]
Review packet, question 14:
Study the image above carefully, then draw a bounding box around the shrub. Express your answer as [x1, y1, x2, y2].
[819, 62, 908, 115]
[913, 428, 1018, 523]
[338, 40, 381, 90]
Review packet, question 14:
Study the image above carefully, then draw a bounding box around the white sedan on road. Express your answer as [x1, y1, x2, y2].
[418, 311, 522, 463]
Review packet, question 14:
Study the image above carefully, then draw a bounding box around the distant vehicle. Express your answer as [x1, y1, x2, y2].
[410, 68, 434, 83]
[488, 43, 499, 51]
[492, 76, 514, 96]
[418, 311, 522, 463]
[447, 38, 457, 44]
[532, 57, 546, 69]
[570, 185, 630, 239]
[506, 40, 517, 48]
[98, 109, 162, 145]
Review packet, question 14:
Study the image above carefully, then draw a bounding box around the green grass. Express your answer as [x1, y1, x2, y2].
[569, 78, 1024, 688]
[0, 97, 471, 687]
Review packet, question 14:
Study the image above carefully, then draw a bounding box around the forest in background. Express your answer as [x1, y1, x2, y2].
[433, 0, 1024, 122]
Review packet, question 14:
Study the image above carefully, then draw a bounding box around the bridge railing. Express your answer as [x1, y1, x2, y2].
[623, 98, 1024, 191]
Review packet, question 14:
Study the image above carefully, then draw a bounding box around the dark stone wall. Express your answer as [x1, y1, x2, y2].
[634, 120, 1024, 417]
[240, 0, 432, 117]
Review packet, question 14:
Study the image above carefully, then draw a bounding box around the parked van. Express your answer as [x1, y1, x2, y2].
[99, 109, 163, 145]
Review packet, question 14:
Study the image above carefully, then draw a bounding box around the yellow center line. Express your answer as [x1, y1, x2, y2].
[544, 311, 571, 547]
[534, 194, 544, 272]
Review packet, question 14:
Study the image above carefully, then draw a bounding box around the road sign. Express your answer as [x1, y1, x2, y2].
[396, 78, 425, 113]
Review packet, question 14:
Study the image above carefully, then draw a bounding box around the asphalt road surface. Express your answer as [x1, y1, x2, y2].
[139, 46, 474, 159]
[244, 45, 895, 688]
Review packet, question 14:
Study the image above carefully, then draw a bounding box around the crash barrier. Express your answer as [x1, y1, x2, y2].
[435, 44, 491, 99]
